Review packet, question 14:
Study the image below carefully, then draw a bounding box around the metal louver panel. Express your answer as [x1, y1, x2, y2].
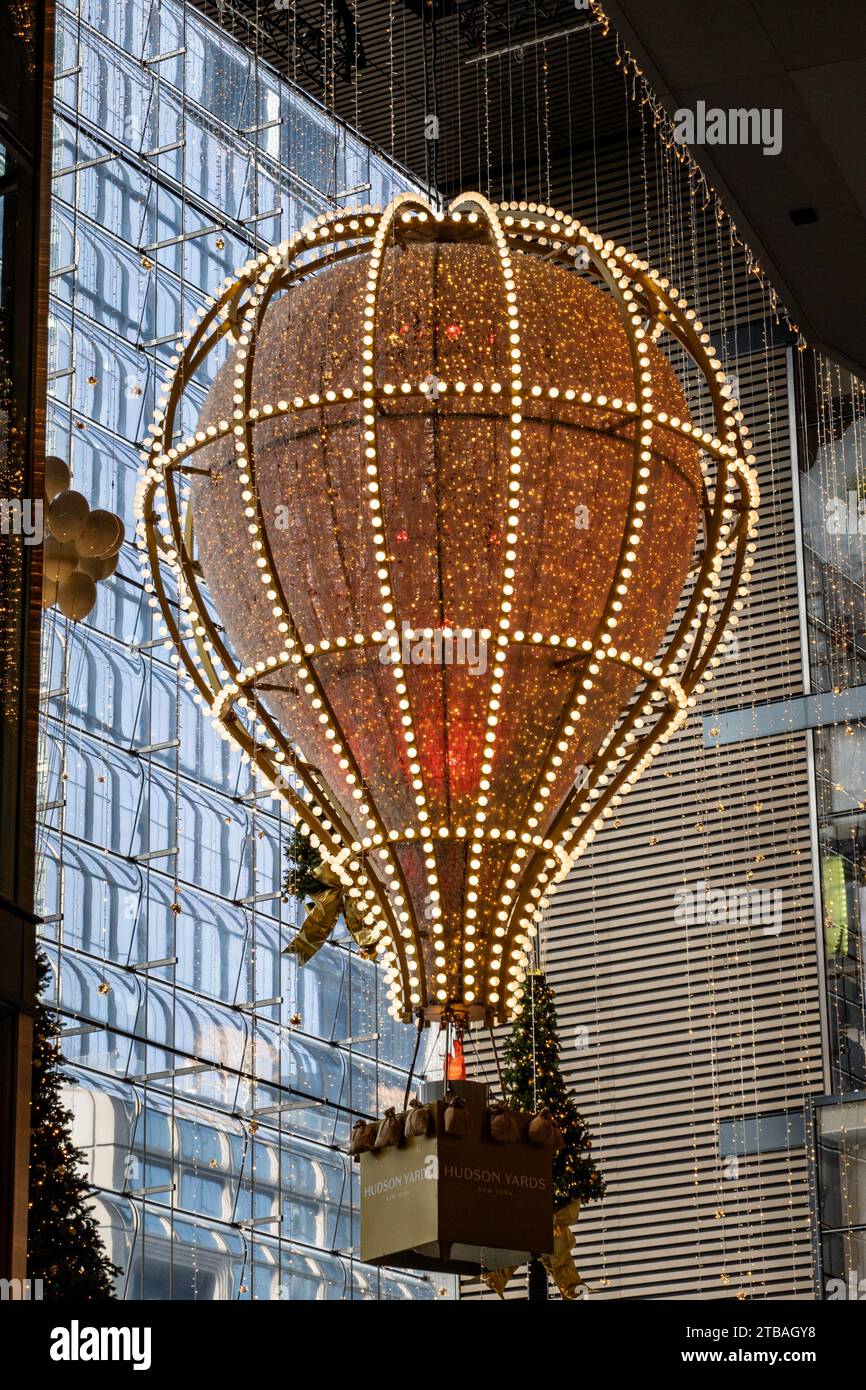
[463, 179, 825, 1301]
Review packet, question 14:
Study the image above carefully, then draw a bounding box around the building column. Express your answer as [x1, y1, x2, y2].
[0, 0, 54, 1284]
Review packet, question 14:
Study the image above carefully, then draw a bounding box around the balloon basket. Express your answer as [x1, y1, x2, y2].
[358, 1081, 554, 1275]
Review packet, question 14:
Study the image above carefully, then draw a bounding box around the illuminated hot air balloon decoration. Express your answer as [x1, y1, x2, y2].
[136, 193, 758, 1032]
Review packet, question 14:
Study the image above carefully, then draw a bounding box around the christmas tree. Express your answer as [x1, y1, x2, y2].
[27, 950, 120, 1298]
[282, 821, 327, 902]
[502, 968, 605, 1210]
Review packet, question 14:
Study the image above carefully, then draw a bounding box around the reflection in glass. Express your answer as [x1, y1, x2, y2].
[796, 355, 866, 1095]
[40, 0, 447, 1301]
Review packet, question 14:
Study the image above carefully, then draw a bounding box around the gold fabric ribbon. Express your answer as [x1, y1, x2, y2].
[284, 864, 377, 964]
[544, 1198, 584, 1299]
[482, 1198, 583, 1300]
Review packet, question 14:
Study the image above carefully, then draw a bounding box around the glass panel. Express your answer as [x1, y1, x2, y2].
[814, 1098, 866, 1298]
[719, 1109, 806, 1157]
[796, 356, 866, 1095]
[42, 0, 449, 1302]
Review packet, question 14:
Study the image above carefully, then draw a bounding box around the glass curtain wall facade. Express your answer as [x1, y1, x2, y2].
[796, 354, 866, 1095]
[796, 352, 866, 1298]
[38, 0, 443, 1300]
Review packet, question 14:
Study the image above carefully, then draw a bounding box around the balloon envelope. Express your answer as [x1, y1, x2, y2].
[43, 536, 79, 583]
[47, 490, 90, 543]
[44, 455, 71, 502]
[77, 509, 124, 558]
[57, 570, 97, 622]
[191, 234, 702, 1020]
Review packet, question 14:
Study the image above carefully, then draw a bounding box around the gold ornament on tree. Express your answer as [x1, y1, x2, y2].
[136, 193, 758, 1030]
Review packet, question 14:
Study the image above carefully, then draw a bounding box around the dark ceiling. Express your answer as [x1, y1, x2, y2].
[603, 0, 866, 377]
[192, 0, 866, 376]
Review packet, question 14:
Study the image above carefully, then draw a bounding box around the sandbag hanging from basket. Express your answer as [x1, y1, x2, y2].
[375, 1107, 403, 1149]
[349, 1119, 378, 1157]
[488, 1102, 520, 1143]
[404, 1098, 434, 1139]
[527, 1110, 565, 1150]
[442, 1094, 472, 1137]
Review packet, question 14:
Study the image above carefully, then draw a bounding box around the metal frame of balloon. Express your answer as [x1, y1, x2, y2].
[134, 193, 758, 1028]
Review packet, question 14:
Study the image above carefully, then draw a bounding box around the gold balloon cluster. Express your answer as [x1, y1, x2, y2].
[42, 457, 124, 622]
